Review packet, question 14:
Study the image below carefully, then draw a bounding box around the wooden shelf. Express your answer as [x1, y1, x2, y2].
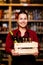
[36, 59, 43, 61]
[40, 48, 43, 51]
[0, 48, 5, 50]
[0, 19, 43, 22]
[0, 4, 43, 6]
[36, 32, 43, 34]
[10, 4, 43, 6]
[28, 20, 43, 22]
[0, 19, 9, 22]
[2, 59, 9, 61]
[11, 20, 43, 22]
[0, 32, 9, 34]
[0, 4, 10, 6]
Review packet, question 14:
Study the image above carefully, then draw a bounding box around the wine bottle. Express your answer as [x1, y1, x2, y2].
[10, 31, 17, 43]
[28, 37, 32, 42]
[23, 37, 25, 42]
[10, 31, 14, 40]
[14, 37, 17, 43]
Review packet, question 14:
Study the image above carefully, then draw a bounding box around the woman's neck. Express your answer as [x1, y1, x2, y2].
[19, 27, 26, 37]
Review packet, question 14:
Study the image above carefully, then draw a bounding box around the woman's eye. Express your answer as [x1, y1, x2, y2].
[24, 18, 27, 20]
[20, 18, 27, 20]
[20, 18, 23, 20]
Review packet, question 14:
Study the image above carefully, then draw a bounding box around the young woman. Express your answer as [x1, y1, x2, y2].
[5, 11, 40, 65]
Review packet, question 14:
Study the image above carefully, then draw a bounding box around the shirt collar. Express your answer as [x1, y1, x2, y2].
[16, 27, 29, 38]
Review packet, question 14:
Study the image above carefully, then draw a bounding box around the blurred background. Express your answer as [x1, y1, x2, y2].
[0, 0, 43, 65]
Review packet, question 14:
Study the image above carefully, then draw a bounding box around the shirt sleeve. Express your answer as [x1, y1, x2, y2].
[5, 32, 14, 54]
[33, 32, 40, 50]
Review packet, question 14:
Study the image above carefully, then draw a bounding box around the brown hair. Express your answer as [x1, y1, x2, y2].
[18, 10, 28, 18]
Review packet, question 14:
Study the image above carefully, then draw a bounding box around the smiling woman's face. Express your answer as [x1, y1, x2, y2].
[17, 13, 28, 28]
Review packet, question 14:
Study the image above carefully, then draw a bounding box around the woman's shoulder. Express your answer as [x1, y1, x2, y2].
[12, 28, 18, 32]
[27, 29, 36, 34]
[11, 28, 19, 36]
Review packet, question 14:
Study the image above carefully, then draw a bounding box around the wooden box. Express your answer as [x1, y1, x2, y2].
[14, 41, 38, 55]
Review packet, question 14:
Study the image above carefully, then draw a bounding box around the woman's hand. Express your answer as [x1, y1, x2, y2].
[11, 49, 20, 56]
[33, 52, 39, 56]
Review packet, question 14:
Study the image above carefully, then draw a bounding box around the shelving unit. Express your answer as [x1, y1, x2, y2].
[0, 3, 43, 65]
